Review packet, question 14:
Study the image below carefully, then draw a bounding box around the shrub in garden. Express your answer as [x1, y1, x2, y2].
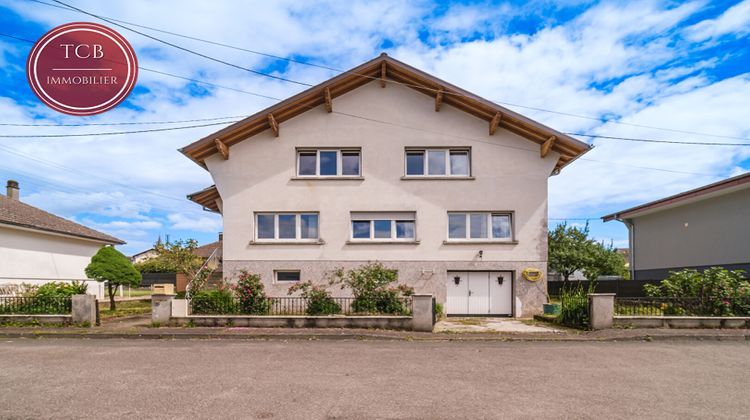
[644, 267, 750, 316]
[332, 262, 414, 315]
[190, 288, 237, 315]
[233, 271, 270, 315]
[557, 282, 595, 329]
[35, 281, 88, 297]
[287, 281, 341, 315]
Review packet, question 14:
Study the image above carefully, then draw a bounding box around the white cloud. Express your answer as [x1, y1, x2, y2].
[1, 0, 747, 252]
[167, 212, 221, 233]
[684, 0, 750, 41]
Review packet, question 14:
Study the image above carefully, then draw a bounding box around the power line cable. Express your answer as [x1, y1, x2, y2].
[0, 115, 251, 127]
[48, 0, 312, 87]
[26, 0, 750, 142]
[4, 31, 749, 146]
[0, 34, 732, 178]
[0, 120, 240, 138]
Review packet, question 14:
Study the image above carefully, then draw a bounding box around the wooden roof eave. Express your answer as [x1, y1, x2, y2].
[179, 54, 591, 172]
[187, 185, 221, 213]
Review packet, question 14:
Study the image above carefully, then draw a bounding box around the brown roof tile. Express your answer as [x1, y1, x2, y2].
[0, 194, 124, 244]
[193, 240, 221, 258]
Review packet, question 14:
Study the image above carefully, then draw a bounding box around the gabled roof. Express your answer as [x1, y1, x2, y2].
[179, 54, 591, 172]
[187, 185, 221, 213]
[0, 193, 124, 244]
[603, 171, 750, 221]
[194, 240, 221, 258]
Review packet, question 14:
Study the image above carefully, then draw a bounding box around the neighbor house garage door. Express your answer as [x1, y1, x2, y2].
[446, 271, 512, 316]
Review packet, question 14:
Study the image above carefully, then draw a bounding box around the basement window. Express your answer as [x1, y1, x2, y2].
[275, 270, 301, 282]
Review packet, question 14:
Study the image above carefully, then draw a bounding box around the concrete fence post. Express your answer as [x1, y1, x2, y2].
[152, 294, 175, 324]
[71, 294, 96, 326]
[588, 293, 615, 330]
[411, 294, 435, 332]
[171, 299, 188, 318]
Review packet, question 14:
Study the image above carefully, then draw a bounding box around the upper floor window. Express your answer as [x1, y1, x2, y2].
[405, 148, 470, 177]
[447, 212, 512, 241]
[350, 212, 416, 242]
[255, 212, 319, 241]
[297, 148, 361, 177]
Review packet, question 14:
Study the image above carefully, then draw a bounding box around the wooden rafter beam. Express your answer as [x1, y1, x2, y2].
[214, 138, 229, 160]
[380, 61, 387, 88]
[435, 87, 443, 112]
[540, 136, 557, 158]
[489, 112, 502, 135]
[267, 113, 279, 137]
[324, 87, 332, 113]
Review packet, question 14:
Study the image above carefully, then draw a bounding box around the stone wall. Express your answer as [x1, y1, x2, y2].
[223, 259, 548, 317]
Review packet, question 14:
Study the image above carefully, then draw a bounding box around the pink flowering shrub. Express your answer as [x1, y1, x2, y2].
[234, 270, 270, 315]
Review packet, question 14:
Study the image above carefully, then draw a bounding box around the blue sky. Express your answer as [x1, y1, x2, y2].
[1, 0, 749, 254]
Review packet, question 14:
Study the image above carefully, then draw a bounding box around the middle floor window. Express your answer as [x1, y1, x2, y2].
[448, 212, 512, 241]
[255, 212, 319, 241]
[297, 148, 361, 177]
[350, 212, 416, 241]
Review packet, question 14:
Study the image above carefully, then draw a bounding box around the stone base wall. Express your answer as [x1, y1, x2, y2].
[223, 260, 548, 317]
[614, 316, 750, 329]
[0, 314, 72, 325]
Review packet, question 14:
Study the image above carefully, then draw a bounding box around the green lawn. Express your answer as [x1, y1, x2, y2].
[99, 300, 151, 319]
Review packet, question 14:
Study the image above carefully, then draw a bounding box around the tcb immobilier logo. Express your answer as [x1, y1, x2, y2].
[26, 22, 138, 116]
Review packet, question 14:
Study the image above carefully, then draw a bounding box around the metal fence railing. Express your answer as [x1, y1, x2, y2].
[0, 296, 73, 315]
[190, 296, 412, 316]
[615, 297, 750, 317]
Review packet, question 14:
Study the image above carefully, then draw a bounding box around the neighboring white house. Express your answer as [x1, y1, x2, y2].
[0, 180, 124, 298]
[180, 54, 590, 317]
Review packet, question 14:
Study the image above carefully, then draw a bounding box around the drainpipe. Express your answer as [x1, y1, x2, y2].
[616, 217, 636, 281]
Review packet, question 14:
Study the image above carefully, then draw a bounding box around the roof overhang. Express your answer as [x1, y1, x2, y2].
[179, 54, 591, 173]
[187, 185, 221, 213]
[603, 172, 750, 222]
[0, 221, 125, 245]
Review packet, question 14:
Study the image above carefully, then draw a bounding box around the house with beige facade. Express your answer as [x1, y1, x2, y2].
[181, 54, 590, 317]
[0, 180, 124, 298]
[604, 172, 750, 280]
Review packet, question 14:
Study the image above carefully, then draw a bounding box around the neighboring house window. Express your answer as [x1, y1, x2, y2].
[275, 270, 301, 282]
[255, 213, 319, 241]
[404, 148, 470, 177]
[349, 212, 416, 241]
[297, 149, 361, 177]
[447, 212, 512, 241]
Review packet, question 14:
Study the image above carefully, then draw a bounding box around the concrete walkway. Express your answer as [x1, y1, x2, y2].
[434, 317, 561, 333]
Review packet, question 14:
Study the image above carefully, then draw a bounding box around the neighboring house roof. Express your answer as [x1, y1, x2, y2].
[0, 193, 125, 244]
[180, 54, 591, 172]
[603, 172, 750, 221]
[193, 240, 221, 258]
[187, 184, 221, 213]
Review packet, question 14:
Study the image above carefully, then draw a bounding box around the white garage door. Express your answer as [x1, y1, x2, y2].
[446, 271, 512, 316]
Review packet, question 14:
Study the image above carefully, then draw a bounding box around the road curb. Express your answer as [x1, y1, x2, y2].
[1, 331, 749, 342]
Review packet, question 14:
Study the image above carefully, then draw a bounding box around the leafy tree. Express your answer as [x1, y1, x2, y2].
[152, 239, 205, 291]
[583, 241, 629, 281]
[85, 246, 141, 310]
[549, 223, 627, 281]
[548, 223, 596, 282]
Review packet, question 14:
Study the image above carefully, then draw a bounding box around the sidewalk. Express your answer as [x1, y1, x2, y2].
[1, 323, 749, 342]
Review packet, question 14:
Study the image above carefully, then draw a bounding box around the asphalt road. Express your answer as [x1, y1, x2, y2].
[1, 339, 748, 419]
